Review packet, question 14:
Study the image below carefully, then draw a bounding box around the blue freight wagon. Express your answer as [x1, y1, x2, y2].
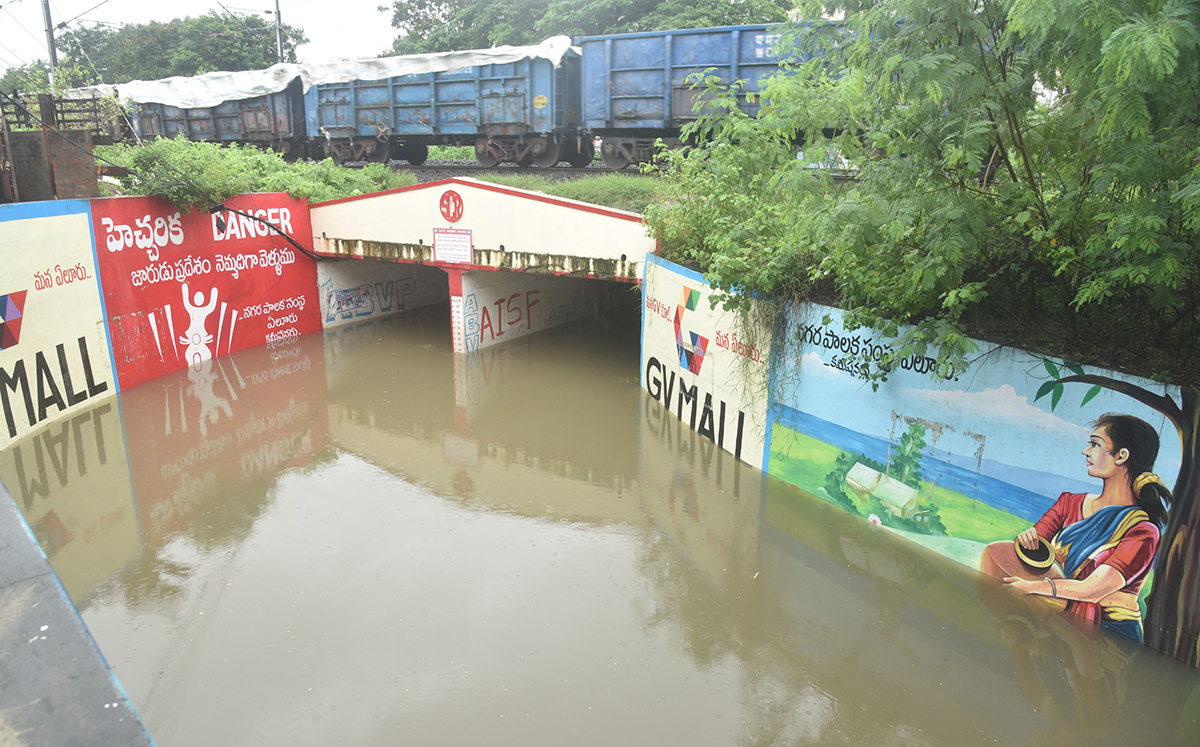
[305, 42, 590, 168]
[130, 79, 307, 161]
[576, 24, 791, 169]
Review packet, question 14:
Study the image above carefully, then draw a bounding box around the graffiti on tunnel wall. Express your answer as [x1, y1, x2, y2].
[317, 258, 448, 328]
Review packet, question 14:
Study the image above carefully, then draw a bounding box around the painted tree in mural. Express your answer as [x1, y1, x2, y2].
[891, 421, 926, 486]
[643, 0, 1200, 662]
[1038, 363, 1200, 665]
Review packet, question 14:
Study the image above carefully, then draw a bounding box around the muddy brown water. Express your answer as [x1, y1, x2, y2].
[3, 303, 1197, 746]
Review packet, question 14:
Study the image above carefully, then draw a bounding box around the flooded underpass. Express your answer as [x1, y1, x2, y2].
[3, 304, 1198, 747]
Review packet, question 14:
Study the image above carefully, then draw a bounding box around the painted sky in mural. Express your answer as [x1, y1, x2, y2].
[771, 304, 1184, 504]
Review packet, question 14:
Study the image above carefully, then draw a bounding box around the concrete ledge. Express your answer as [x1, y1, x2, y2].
[0, 479, 154, 746]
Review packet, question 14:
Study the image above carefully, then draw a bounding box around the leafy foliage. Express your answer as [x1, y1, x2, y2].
[384, 0, 792, 54]
[645, 0, 1200, 388]
[97, 137, 415, 210]
[47, 12, 308, 85]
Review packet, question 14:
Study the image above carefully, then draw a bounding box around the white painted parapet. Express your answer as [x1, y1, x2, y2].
[309, 178, 652, 281]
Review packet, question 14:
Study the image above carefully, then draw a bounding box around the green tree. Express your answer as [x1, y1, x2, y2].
[55, 12, 308, 83]
[644, 0, 1200, 662]
[384, 0, 793, 54]
[891, 421, 926, 487]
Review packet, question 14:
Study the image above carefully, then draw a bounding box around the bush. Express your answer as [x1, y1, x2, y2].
[428, 145, 475, 160]
[97, 137, 416, 210]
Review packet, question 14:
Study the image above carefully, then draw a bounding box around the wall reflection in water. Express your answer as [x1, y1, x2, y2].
[1, 303, 1195, 746]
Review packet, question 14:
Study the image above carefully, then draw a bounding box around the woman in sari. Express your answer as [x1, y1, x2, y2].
[1004, 414, 1173, 643]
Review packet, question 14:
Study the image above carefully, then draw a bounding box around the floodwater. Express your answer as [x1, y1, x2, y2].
[3, 302, 1198, 746]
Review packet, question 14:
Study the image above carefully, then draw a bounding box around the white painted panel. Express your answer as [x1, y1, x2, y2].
[0, 206, 115, 450]
[639, 255, 771, 468]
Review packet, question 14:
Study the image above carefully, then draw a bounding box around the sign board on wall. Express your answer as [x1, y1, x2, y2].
[0, 202, 115, 450]
[640, 255, 770, 468]
[91, 194, 321, 390]
[433, 228, 472, 264]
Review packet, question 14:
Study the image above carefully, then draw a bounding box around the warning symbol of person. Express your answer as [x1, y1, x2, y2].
[440, 190, 463, 223]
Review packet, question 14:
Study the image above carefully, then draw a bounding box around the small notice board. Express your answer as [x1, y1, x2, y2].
[433, 228, 472, 264]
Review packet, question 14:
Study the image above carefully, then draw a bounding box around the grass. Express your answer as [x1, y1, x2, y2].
[474, 172, 668, 214]
[768, 425, 1030, 544]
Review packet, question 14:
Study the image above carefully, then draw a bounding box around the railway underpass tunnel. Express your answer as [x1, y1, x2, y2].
[308, 176, 653, 359]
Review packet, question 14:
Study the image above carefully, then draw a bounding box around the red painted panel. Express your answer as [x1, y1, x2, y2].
[91, 194, 320, 390]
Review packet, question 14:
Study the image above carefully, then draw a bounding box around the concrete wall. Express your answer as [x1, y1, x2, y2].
[90, 194, 321, 390]
[309, 178, 651, 281]
[0, 200, 116, 452]
[454, 270, 632, 353]
[640, 256, 771, 467]
[317, 258, 447, 328]
[8, 130, 98, 201]
[48, 130, 99, 200]
[8, 131, 54, 202]
[641, 253, 1189, 655]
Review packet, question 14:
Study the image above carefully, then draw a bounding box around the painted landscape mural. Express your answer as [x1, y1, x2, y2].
[643, 255, 1195, 662]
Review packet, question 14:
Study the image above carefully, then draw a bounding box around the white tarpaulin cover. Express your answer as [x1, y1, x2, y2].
[104, 36, 576, 109]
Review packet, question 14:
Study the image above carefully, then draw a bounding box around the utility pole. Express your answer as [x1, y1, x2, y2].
[41, 0, 58, 81]
[274, 0, 284, 62]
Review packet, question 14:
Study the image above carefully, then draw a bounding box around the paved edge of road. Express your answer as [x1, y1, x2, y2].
[0, 477, 156, 746]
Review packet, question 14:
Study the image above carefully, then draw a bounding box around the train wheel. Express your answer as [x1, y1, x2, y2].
[365, 142, 390, 164]
[475, 139, 500, 168]
[325, 140, 347, 166]
[403, 144, 429, 166]
[566, 138, 594, 168]
[532, 141, 561, 168]
[602, 150, 631, 170]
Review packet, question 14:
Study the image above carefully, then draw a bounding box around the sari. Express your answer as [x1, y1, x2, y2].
[1037, 492, 1159, 642]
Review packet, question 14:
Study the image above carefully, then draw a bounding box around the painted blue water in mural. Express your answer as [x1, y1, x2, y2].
[772, 407, 1071, 523]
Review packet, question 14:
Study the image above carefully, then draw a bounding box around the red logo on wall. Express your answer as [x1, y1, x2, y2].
[90, 194, 321, 390]
[440, 190, 463, 223]
[0, 290, 27, 350]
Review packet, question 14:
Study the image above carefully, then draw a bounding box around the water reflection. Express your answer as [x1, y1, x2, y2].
[1, 303, 1196, 746]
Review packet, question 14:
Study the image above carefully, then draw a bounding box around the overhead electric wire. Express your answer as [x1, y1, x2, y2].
[214, 1, 277, 59]
[53, 0, 112, 30]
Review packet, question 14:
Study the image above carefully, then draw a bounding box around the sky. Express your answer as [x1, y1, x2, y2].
[0, 0, 401, 75]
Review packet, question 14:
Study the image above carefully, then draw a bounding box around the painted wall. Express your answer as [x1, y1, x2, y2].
[317, 258, 448, 328]
[91, 193, 322, 390]
[0, 201, 116, 452]
[310, 178, 651, 277]
[640, 255, 771, 467]
[642, 254, 1190, 654]
[455, 270, 632, 353]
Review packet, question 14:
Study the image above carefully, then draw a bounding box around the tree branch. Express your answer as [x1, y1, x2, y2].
[1055, 374, 1184, 428]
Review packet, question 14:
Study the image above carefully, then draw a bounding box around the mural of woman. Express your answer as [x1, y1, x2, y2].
[1001, 414, 1174, 643]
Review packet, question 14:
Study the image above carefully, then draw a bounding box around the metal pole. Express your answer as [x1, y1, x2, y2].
[41, 0, 58, 80]
[274, 0, 284, 62]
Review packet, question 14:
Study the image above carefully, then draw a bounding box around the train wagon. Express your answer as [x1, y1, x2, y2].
[305, 38, 591, 167]
[576, 24, 792, 169]
[129, 78, 307, 161]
